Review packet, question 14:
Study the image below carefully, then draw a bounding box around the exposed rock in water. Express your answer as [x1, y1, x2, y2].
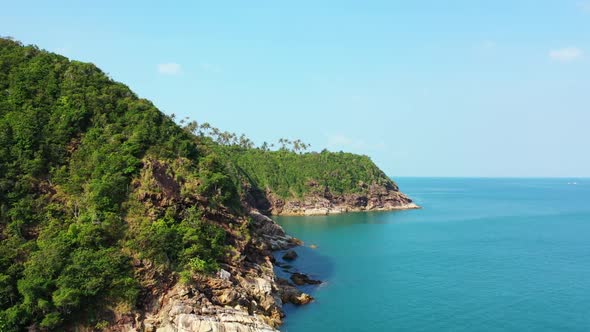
[290, 273, 321, 286]
[282, 250, 298, 261]
[276, 278, 314, 305]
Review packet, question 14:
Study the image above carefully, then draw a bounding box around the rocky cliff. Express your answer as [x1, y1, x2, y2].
[268, 183, 419, 216]
[224, 148, 419, 216]
[245, 180, 419, 216]
[97, 210, 311, 332]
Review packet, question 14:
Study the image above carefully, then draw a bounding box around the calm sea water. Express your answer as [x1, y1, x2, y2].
[275, 178, 590, 331]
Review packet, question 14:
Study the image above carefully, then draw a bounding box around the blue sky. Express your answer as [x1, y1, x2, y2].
[2, 0, 589, 177]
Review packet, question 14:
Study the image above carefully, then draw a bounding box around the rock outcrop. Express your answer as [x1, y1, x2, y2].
[146, 284, 278, 332]
[282, 250, 298, 261]
[290, 273, 321, 286]
[107, 210, 313, 332]
[276, 278, 313, 305]
[98, 162, 411, 332]
[266, 182, 419, 216]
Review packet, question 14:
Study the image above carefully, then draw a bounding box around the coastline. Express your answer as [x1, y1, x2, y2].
[125, 210, 311, 332]
[146, 199, 420, 332]
[271, 202, 421, 216]
[262, 184, 420, 216]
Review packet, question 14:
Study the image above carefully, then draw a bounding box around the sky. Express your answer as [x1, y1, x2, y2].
[1, 0, 589, 177]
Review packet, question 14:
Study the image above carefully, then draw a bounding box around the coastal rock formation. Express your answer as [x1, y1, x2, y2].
[282, 250, 298, 261]
[290, 273, 321, 286]
[266, 182, 419, 216]
[248, 210, 303, 250]
[141, 275, 315, 332]
[103, 163, 315, 332]
[105, 210, 313, 332]
[142, 275, 280, 332]
[276, 278, 314, 305]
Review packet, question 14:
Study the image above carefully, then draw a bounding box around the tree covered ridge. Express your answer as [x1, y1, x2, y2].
[223, 148, 397, 199]
[178, 121, 400, 200]
[0, 38, 401, 330]
[0, 38, 237, 331]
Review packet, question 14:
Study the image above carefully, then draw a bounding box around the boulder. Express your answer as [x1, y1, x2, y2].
[294, 293, 313, 305]
[217, 269, 231, 280]
[290, 273, 321, 286]
[276, 278, 314, 305]
[282, 250, 298, 261]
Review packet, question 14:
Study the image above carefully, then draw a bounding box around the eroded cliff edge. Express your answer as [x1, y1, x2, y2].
[224, 149, 419, 216]
[105, 160, 315, 332]
[264, 182, 418, 216]
[243, 175, 419, 216]
[118, 211, 310, 332]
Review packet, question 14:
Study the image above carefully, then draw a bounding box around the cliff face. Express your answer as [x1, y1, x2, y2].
[100, 158, 312, 332]
[109, 212, 306, 332]
[245, 180, 419, 216]
[224, 148, 419, 216]
[267, 183, 419, 216]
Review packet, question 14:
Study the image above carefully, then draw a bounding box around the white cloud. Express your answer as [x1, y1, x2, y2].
[549, 47, 583, 62]
[157, 62, 182, 75]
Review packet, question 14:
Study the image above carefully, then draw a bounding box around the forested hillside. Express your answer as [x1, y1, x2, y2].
[0, 38, 411, 331]
[224, 148, 396, 198]
[181, 123, 410, 211]
[0, 38, 239, 331]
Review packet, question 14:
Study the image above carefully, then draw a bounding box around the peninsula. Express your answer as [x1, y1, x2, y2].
[0, 38, 416, 331]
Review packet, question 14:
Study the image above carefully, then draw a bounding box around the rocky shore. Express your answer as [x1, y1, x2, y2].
[107, 183, 414, 331]
[106, 211, 315, 332]
[265, 182, 420, 216]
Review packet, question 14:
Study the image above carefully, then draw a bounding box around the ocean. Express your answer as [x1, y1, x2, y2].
[274, 178, 590, 331]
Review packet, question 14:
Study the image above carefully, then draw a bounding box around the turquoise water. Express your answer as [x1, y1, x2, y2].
[275, 178, 590, 331]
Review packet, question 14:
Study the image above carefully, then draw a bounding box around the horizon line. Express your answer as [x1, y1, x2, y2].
[390, 176, 590, 179]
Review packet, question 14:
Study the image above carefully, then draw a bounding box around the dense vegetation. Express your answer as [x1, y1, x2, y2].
[0, 38, 233, 331]
[183, 122, 396, 199]
[221, 148, 394, 198]
[0, 38, 398, 331]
